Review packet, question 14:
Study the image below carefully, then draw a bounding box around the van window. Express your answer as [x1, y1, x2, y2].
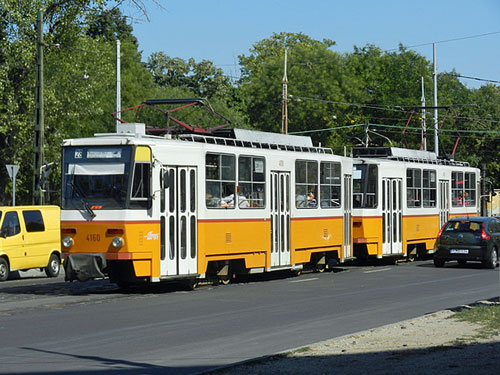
[1, 212, 21, 237]
[22, 210, 45, 232]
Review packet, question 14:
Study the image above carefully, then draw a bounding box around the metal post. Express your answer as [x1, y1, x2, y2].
[33, 10, 45, 205]
[433, 43, 439, 156]
[421, 77, 426, 151]
[116, 39, 121, 130]
[282, 49, 288, 134]
[12, 173, 16, 206]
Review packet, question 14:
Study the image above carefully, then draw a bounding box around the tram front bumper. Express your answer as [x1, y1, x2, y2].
[64, 253, 107, 282]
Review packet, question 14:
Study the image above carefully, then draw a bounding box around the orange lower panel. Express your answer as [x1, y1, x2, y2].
[133, 260, 152, 277]
[61, 220, 160, 277]
[197, 219, 270, 272]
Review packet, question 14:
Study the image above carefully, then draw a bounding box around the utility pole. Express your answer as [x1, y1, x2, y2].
[433, 43, 439, 156]
[33, 10, 44, 205]
[116, 39, 121, 130]
[421, 77, 426, 151]
[281, 49, 288, 134]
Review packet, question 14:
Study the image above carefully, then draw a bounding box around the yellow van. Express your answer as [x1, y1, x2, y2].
[0, 205, 61, 281]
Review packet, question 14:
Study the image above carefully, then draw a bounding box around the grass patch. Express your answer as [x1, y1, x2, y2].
[452, 304, 500, 339]
[291, 346, 312, 354]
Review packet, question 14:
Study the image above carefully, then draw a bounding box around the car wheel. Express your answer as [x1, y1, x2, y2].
[44, 253, 61, 277]
[434, 258, 445, 268]
[0, 258, 10, 281]
[483, 248, 498, 269]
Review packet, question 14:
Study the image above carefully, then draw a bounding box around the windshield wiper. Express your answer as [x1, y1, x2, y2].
[70, 179, 96, 219]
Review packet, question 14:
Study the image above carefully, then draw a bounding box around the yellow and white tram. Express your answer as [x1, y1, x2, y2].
[351, 147, 480, 260]
[61, 123, 354, 285]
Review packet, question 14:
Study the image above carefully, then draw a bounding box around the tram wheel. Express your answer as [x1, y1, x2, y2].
[315, 264, 326, 273]
[407, 255, 416, 263]
[185, 279, 199, 290]
[218, 276, 231, 285]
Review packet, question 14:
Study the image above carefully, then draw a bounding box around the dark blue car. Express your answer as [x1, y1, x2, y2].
[433, 216, 500, 268]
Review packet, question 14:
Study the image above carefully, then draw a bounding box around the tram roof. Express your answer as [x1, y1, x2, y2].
[352, 147, 470, 167]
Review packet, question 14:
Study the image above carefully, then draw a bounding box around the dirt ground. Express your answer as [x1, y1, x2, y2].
[207, 301, 500, 375]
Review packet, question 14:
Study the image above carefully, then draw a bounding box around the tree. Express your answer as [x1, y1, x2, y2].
[342, 44, 434, 149]
[238, 32, 347, 148]
[0, 1, 155, 204]
[146, 52, 232, 99]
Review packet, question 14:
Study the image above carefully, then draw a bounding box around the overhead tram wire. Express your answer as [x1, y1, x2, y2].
[288, 95, 500, 125]
[289, 122, 500, 137]
[448, 74, 500, 86]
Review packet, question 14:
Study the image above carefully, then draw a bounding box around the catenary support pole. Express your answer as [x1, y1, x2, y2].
[33, 10, 44, 204]
[433, 43, 439, 156]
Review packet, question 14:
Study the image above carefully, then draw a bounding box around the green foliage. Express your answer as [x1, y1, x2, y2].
[1, 5, 500, 206]
[238, 33, 500, 185]
[238, 32, 345, 147]
[0, 1, 152, 205]
[146, 52, 232, 99]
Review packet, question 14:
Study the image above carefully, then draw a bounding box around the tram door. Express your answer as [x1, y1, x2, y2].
[343, 174, 352, 259]
[270, 171, 291, 267]
[160, 166, 198, 276]
[439, 180, 450, 228]
[382, 178, 403, 255]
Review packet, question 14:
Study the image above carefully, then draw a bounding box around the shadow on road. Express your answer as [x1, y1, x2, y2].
[201, 340, 500, 375]
[16, 346, 213, 375]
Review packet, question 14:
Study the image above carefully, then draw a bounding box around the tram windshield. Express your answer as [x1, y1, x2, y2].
[353, 164, 378, 208]
[62, 146, 134, 210]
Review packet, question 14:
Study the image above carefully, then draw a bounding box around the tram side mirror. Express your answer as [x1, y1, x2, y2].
[162, 170, 170, 189]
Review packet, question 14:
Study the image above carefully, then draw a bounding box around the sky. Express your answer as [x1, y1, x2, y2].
[120, 0, 500, 89]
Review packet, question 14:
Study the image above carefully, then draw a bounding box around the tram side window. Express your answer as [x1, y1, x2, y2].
[353, 164, 378, 208]
[320, 161, 341, 208]
[452, 171, 464, 207]
[206, 153, 236, 209]
[422, 169, 436, 207]
[407, 168, 422, 207]
[131, 162, 151, 208]
[465, 172, 476, 206]
[295, 160, 318, 208]
[238, 156, 265, 208]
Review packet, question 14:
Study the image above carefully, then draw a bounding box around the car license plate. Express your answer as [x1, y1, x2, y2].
[450, 249, 469, 254]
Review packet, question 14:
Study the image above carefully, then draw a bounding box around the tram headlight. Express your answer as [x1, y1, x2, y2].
[112, 236, 124, 248]
[62, 236, 74, 248]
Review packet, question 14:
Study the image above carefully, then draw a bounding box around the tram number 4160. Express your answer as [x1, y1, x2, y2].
[86, 234, 101, 242]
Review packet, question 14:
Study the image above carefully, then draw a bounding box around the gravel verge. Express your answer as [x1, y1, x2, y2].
[206, 301, 500, 375]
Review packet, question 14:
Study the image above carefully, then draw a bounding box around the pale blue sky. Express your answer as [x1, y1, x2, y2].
[121, 0, 500, 88]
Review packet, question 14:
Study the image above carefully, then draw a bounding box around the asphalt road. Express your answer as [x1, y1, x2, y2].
[0, 260, 498, 375]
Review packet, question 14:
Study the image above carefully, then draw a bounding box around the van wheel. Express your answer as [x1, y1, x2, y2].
[0, 258, 9, 281]
[45, 253, 61, 278]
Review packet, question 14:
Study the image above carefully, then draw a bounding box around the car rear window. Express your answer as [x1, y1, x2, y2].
[444, 220, 481, 233]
